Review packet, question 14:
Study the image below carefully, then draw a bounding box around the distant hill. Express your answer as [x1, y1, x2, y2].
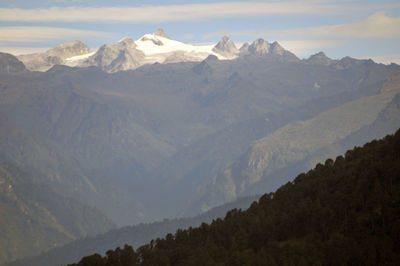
[0, 162, 114, 265]
[0, 53, 26, 74]
[6, 195, 258, 266]
[70, 128, 400, 265]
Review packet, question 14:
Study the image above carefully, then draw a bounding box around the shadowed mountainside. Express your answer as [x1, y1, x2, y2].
[70, 128, 400, 265]
[0, 162, 114, 265]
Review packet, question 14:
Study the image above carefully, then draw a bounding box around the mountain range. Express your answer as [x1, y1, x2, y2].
[16, 29, 297, 73]
[0, 29, 399, 265]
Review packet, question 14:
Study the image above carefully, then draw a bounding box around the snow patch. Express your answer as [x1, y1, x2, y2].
[135, 33, 229, 60]
[65, 51, 96, 63]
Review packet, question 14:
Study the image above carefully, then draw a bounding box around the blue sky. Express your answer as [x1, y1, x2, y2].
[1, 0, 399, 63]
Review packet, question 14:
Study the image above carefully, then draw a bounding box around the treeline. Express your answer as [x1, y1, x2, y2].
[6, 195, 258, 266]
[69, 129, 400, 265]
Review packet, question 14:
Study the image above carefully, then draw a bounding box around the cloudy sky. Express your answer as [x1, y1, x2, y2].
[1, 0, 399, 64]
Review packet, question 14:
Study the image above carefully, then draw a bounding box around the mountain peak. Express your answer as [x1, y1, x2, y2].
[154, 28, 170, 39]
[46, 40, 92, 59]
[81, 37, 144, 72]
[270, 41, 285, 55]
[212, 36, 238, 59]
[115, 37, 136, 49]
[0, 52, 26, 73]
[248, 39, 271, 55]
[204, 54, 218, 62]
[307, 51, 334, 65]
[239, 42, 250, 55]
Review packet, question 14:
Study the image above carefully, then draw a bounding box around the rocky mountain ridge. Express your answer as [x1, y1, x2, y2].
[17, 41, 92, 71]
[14, 29, 299, 73]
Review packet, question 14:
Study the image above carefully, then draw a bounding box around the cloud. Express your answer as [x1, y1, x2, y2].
[362, 54, 400, 65]
[278, 40, 343, 57]
[184, 34, 195, 40]
[204, 12, 400, 40]
[0, 2, 399, 23]
[0, 26, 111, 44]
[0, 46, 50, 55]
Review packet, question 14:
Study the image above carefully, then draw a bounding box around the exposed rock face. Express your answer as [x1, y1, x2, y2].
[239, 39, 299, 61]
[0, 52, 26, 73]
[141, 36, 164, 46]
[154, 28, 170, 39]
[46, 41, 92, 59]
[13, 31, 305, 73]
[17, 41, 92, 71]
[307, 52, 334, 66]
[239, 42, 250, 55]
[81, 38, 145, 73]
[248, 39, 271, 55]
[212, 36, 239, 59]
[270, 41, 285, 55]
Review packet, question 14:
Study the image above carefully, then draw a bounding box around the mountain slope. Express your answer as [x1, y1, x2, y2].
[0, 162, 114, 265]
[0, 53, 26, 74]
[17, 41, 92, 71]
[152, 85, 379, 217]
[0, 72, 174, 226]
[193, 72, 400, 211]
[1, 43, 399, 226]
[71, 128, 400, 265]
[14, 31, 303, 72]
[7, 195, 259, 266]
[212, 36, 239, 59]
[80, 38, 145, 73]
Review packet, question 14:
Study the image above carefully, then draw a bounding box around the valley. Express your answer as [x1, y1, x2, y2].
[0, 29, 399, 265]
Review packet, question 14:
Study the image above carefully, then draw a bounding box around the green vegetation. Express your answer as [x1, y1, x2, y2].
[7, 196, 258, 266]
[70, 129, 400, 265]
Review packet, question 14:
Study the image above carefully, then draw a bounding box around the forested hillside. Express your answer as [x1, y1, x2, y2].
[71, 129, 400, 265]
[6, 195, 258, 266]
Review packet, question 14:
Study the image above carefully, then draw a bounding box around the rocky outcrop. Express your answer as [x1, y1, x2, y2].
[0, 52, 26, 73]
[154, 28, 170, 39]
[80, 38, 145, 73]
[212, 36, 239, 59]
[17, 41, 92, 71]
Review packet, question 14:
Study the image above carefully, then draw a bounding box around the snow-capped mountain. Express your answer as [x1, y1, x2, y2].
[15, 29, 298, 73]
[72, 29, 234, 73]
[17, 41, 92, 71]
[212, 36, 239, 59]
[79, 37, 145, 73]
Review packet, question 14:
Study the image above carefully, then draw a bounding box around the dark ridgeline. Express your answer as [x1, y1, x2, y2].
[69, 129, 400, 265]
